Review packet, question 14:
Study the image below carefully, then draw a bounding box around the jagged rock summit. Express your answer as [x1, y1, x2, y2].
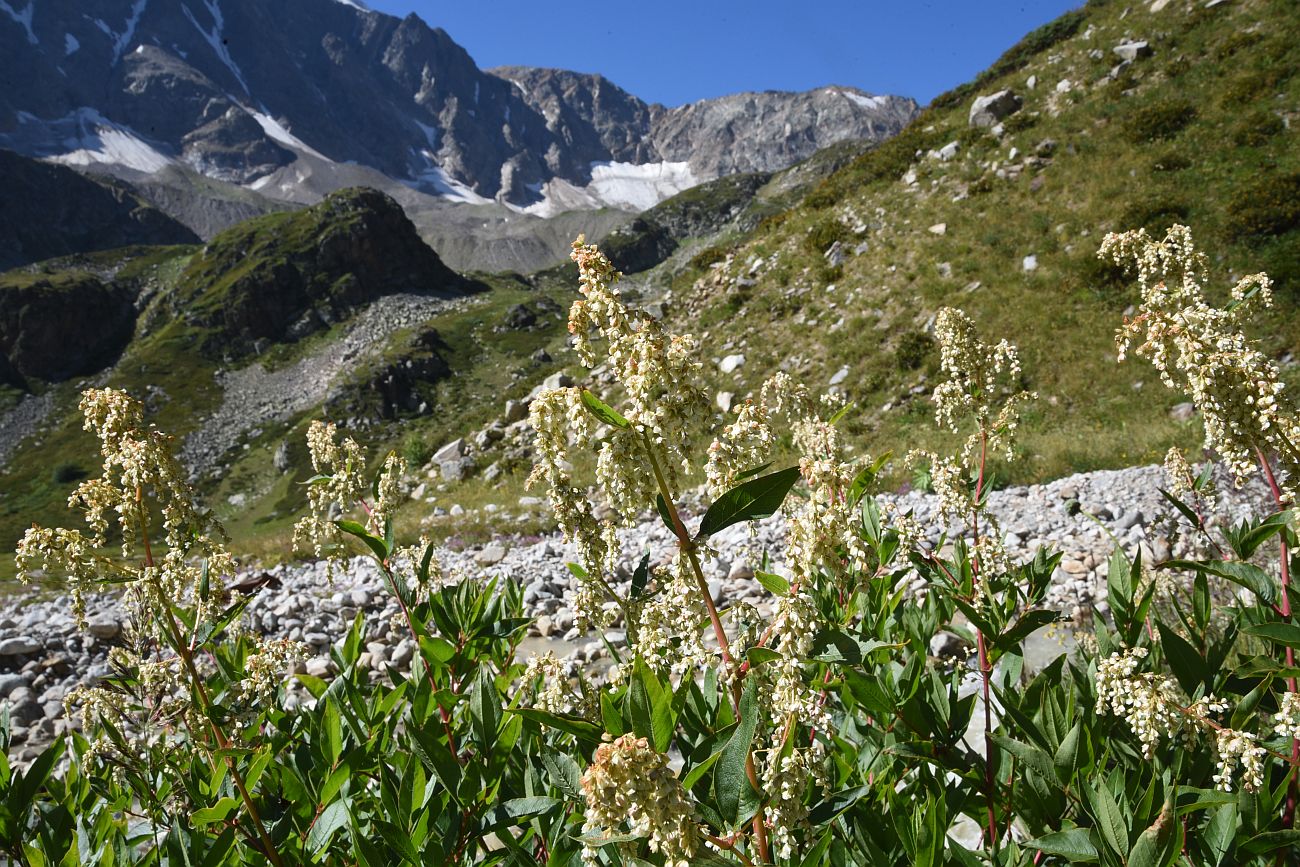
[0, 0, 918, 211]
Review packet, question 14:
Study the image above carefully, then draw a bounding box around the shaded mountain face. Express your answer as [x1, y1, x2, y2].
[0, 0, 918, 209]
[0, 149, 198, 269]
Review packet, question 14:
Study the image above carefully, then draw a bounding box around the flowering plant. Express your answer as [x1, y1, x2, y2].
[6, 229, 1300, 866]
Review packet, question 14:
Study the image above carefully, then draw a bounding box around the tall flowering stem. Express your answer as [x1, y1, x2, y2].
[913, 307, 1035, 848]
[1101, 225, 1300, 825]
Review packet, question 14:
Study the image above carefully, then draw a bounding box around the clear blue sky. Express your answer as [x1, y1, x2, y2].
[363, 1, 1082, 106]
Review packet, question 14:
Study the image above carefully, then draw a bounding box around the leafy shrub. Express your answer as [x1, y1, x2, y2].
[804, 217, 851, 255]
[1121, 96, 1198, 143]
[1118, 192, 1191, 235]
[49, 462, 87, 485]
[894, 329, 935, 371]
[1225, 171, 1300, 241]
[688, 245, 731, 271]
[1230, 109, 1286, 147]
[1151, 148, 1193, 172]
[401, 431, 433, 466]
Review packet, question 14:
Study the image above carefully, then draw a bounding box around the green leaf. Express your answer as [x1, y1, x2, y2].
[1203, 802, 1237, 866]
[1244, 621, 1300, 649]
[480, 797, 560, 833]
[697, 467, 801, 539]
[681, 747, 725, 792]
[1157, 622, 1209, 695]
[745, 647, 783, 667]
[334, 519, 390, 561]
[994, 608, 1061, 651]
[1159, 488, 1202, 530]
[1086, 783, 1129, 857]
[655, 494, 678, 535]
[308, 799, 350, 854]
[629, 552, 651, 601]
[470, 666, 500, 754]
[716, 679, 759, 826]
[1025, 828, 1100, 862]
[754, 570, 790, 596]
[540, 752, 583, 799]
[1162, 559, 1276, 605]
[510, 708, 604, 741]
[190, 797, 239, 827]
[1053, 721, 1082, 785]
[991, 734, 1055, 783]
[627, 657, 675, 752]
[579, 390, 630, 428]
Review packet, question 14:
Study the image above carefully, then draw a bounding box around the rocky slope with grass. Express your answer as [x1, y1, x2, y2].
[640, 0, 1300, 490]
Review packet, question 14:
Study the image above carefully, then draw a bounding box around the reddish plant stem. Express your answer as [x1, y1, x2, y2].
[1255, 449, 1299, 828]
[136, 486, 284, 867]
[642, 435, 770, 865]
[969, 429, 999, 850]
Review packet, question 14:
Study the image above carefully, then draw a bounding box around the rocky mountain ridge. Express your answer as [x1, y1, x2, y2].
[0, 0, 918, 217]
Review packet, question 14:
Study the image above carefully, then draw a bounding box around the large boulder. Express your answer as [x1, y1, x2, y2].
[969, 90, 1023, 128]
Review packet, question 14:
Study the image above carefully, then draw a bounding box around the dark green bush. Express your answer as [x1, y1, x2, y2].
[50, 462, 87, 485]
[894, 330, 935, 371]
[401, 432, 433, 466]
[1230, 110, 1285, 147]
[1224, 171, 1300, 241]
[688, 245, 731, 271]
[1150, 149, 1193, 172]
[1121, 97, 1198, 143]
[805, 218, 852, 255]
[1118, 192, 1191, 235]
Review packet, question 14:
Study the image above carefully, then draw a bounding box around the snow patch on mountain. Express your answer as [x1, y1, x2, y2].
[331, 0, 371, 10]
[32, 108, 173, 174]
[93, 0, 148, 64]
[182, 0, 248, 93]
[64, 33, 79, 54]
[833, 89, 891, 111]
[0, 1, 37, 46]
[513, 160, 696, 217]
[249, 109, 329, 161]
[588, 160, 696, 211]
[413, 161, 492, 205]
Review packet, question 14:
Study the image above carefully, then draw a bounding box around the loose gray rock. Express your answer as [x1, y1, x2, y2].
[0, 637, 39, 656]
[969, 90, 1023, 128]
[1113, 40, 1152, 62]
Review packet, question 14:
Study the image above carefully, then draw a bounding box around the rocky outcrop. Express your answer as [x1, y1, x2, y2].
[174, 187, 469, 358]
[0, 272, 136, 384]
[0, 150, 198, 270]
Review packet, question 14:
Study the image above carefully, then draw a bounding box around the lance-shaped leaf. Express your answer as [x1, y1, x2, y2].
[580, 390, 630, 428]
[697, 467, 801, 539]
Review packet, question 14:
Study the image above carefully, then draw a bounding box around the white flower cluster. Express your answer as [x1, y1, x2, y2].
[1102, 225, 1294, 496]
[1274, 692, 1300, 741]
[1095, 647, 1186, 759]
[1212, 728, 1266, 793]
[565, 236, 712, 512]
[910, 309, 1035, 597]
[19, 389, 301, 776]
[1163, 446, 1217, 511]
[635, 555, 714, 679]
[1095, 647, 1266, 791]
[522, 651, 594, 718]
[580, 735, 699, 867]
[18, 389, 233, 632]
[294, 420, 407, 577]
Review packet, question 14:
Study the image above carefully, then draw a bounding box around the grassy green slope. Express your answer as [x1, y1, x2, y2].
[659, 0, 1300, 486]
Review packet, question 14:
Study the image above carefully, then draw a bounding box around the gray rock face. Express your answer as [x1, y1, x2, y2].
[969, 90, 1023, 127]
[0, 0, 918, 207]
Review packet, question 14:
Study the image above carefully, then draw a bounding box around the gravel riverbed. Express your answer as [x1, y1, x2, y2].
[0, 462, 1274, 762]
